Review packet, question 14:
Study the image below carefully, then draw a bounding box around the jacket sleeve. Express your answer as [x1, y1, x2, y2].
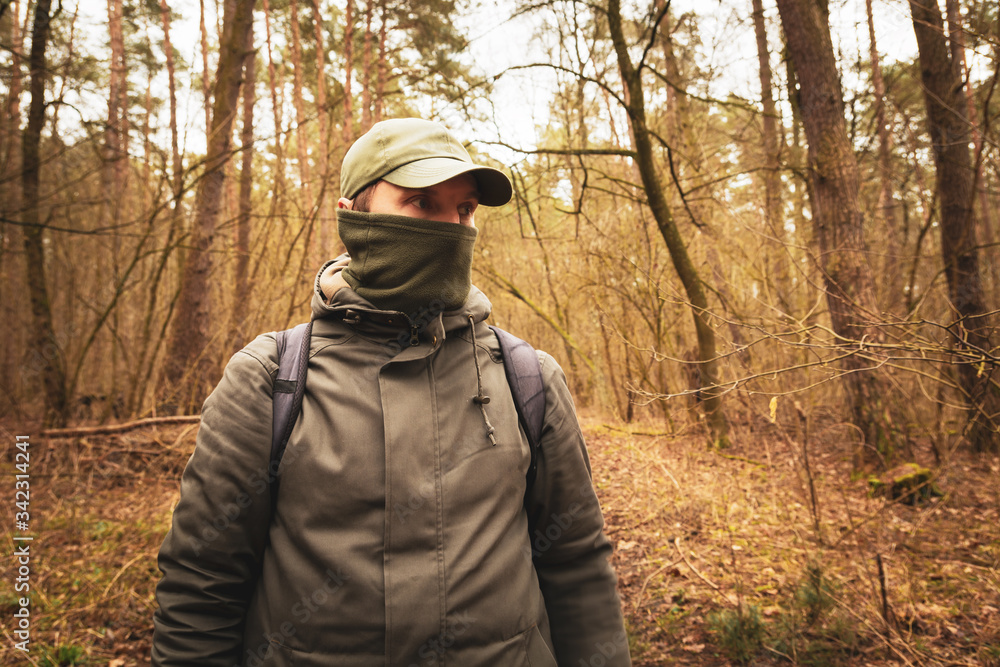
[152, 335, 279, 667]
[525, 353, 631, 667]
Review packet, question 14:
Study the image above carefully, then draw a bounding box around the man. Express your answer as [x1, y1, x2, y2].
[153, 118, 630, 667]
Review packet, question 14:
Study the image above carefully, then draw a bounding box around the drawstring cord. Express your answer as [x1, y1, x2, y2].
[469, 315, 497, 446]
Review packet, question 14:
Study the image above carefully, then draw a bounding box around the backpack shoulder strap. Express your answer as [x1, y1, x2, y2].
[489, 325, 545, 480]
[271, 321, 313, 476]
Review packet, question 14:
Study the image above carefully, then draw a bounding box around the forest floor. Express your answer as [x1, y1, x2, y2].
[0, 414, 998, 666]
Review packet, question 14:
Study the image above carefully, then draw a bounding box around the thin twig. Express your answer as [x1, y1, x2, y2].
[673, 537, 736, 605]
[101, 553, 148, 598]
[41, 416, 200, 438]
[634, 556, 684, 613]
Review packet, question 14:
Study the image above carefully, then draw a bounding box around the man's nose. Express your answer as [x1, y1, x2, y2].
[440, 210, 462, 225]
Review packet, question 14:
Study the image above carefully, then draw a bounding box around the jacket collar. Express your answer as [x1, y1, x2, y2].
[310, 260, 493, 342]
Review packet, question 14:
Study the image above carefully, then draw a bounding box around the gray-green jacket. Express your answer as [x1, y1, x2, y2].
[152, 273, 630, 666]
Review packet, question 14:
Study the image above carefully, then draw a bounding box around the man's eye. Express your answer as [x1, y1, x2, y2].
[460, 204, 475, 215]
[412, 198, 429, 209]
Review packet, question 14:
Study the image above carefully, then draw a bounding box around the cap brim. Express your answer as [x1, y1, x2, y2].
[382, 157, 513, 207]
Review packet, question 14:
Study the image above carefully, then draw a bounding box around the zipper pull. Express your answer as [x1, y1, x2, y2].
[409, 324, 420, 347]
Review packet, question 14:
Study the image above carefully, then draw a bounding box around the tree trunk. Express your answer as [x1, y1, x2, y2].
[289, 0, 312, 206]
[1, 0, 26, 361]
[163, 0, 256, 409]
[261, 0, 287, 219]
[142, 64, 153, 208]
[159, 0, 186, 316]
[751, 0, 789, 303]
[374, 0, 387, 123]
[159, 0, 183, 207]
[782, 36, 814, 323]
[866, 0, 901, 311]
[311, 0, 332, 257]
[112, 0, 129, 189]
[343, 0, 354, 143]
[2, 0, 24, 178]
[234, 32, 255, 317]
[21, 0, 68, 425]
[607, 0, 730, 446]
[360, 0, 374, 131]
[911, 0, 998, 451]
[776, 0, 892, 456]
[104, 0, 127, 401]
[288, 0, 319, 270]
[200, 0, 213, 135]
[752, 0, 781, 229]
[945, 0, 995, 275]
[104, 0, 126, 221]
[653, 1, 682, 143]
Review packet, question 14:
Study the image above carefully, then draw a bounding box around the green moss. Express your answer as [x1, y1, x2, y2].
[868, 463, 942, 505]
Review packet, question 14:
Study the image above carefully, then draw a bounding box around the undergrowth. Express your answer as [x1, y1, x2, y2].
[0, 415, 998, 665]
[591, 414, 1000, 666]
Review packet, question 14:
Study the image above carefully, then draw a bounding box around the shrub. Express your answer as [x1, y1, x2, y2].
[707, 604, 764, 663]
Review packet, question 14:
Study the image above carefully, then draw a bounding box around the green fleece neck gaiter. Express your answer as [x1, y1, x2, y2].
[337, 208, 478, 315]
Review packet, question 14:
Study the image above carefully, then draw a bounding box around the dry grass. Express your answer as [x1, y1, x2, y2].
[0, 424, 191, 666]
[0, 415, 998, 665]
[585, 413, 1000, 666]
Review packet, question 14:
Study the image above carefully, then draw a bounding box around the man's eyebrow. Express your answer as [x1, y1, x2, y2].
[407, 185, 480, 200]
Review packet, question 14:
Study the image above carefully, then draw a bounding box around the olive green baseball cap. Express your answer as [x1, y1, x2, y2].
[340, 118, 513, 206]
